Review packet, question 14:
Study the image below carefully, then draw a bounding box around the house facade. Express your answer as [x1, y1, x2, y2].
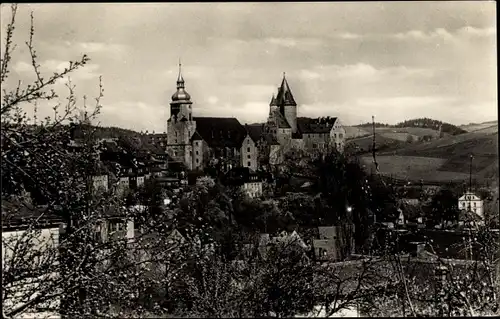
[458, 190, 484, 221]
[313, 225, 355, 262]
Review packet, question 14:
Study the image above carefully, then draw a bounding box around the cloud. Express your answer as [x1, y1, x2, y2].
[13, 61, 33, 73]
[76, 41, 128, 54]
[301, 63, 435, 82]
[35, 60, 101, 83]
[264, 37, 322, 48]
[337, 32, 362, 40]
[207, 96, 218, 105]
[98, 101, 165, 132]
[391, 27, 493, 42]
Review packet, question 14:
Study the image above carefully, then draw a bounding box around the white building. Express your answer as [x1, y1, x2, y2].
[458, 190, 484, 221]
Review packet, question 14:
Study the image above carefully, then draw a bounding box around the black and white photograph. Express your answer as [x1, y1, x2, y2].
[1, 2, 498, 318]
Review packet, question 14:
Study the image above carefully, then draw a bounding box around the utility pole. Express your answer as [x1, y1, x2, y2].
[469, 154, 473, 192]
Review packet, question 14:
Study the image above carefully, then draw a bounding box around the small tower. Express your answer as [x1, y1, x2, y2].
[269, 93, 278, 113]
[167, 61, 196, 170]
[276, 72, 297, 133]
[170, 61, 193, 123]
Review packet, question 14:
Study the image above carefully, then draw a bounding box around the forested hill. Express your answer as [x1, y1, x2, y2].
[355, 122, 391, 128]
[93, 126, 141, 139]
[354, 118, 466, 136]
[395, 118, 467, 135]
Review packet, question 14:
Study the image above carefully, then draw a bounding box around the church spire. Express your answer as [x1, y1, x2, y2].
[177, 59, 185, 89]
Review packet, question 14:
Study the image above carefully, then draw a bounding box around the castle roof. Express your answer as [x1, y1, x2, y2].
[192, 117, 247, 148]
[297, 117, 338, 134]
[273, 109, 292, 129]
[276, 73, 297, 106]
[245, 124, 280, 145]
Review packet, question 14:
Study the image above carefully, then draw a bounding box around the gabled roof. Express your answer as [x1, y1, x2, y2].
[193, 117, 247, 148]
[297, 117, 337, 134]
[190, 131, 203, 141]
[2, 200, 64, 230]
[222, 166, 261, 186]
[245, 124, 265, 142]
[262, 133, 280, 145]
[276, 75, 297, 106]
[318, 226, 339, 239]
[459, 192, 481, 201]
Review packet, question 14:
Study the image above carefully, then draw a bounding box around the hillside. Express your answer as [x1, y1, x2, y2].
[346, 133, 407, 154]
[93, 126, 141, 139]
[372, 131, 499, 184]
[460, 120, 498, 132]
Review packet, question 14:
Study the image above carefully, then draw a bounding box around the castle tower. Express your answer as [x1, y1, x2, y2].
[276, 73, 297, 133]
[166, 61, 196, 169]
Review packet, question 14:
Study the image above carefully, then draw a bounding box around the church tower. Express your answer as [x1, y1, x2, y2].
[166, 62, 196, 169]
[276, 73, 297, 134]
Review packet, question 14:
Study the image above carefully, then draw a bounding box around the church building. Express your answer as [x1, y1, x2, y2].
[166, 64, 258, 171]
[166, 65, 346, 172]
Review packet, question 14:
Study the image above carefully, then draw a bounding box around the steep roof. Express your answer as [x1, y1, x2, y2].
[262, 133, 280, 145]
[297, 117, 337, 134]
[276, 75, 297, 106]
[190, 131, 203, 141]
[246, 124, 264, 142]
[193, 117, 247, 148]
[272, 109, 291, 129]
[246, 124, 280, 145]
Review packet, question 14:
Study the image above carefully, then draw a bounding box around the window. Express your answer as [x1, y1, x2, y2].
[247, 161, 251, 167]
[334, 133, 337, 138]
[196, 151, 199, 155]
[473, 202, 476, 207]
[312, 143, 317, 149]
[247, 139, 250, 145]
[339, 133, 343, 139]
[196, 159, 199, 163]
[175, 139, 177, 144]
[247, 147, 250, 152]
[195, 141, 199, 146]
[247, 155, 251, 159]
[174, 151, 177, 156]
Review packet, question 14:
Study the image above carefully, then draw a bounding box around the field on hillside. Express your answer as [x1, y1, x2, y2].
[344, 126, 370, 139]
[385, 131, 498, 158]
[375, 126, 443, 138]
[360, 156, 473, 182]
[346, 134, 406, 153]
[372, 131, 498, 183]
[460, 121, 498, 132]
[379, 132, 419, 142]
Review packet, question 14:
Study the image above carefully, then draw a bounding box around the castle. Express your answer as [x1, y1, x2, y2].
[166, 64, 346, 171]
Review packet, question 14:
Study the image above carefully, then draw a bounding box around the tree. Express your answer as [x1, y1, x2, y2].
[426, 188, 460, 227]
[1, 6, 174, 317]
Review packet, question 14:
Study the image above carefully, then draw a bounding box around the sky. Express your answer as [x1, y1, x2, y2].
[1, 2, 497, 133]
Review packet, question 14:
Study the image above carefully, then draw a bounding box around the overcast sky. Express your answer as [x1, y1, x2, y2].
[1, 2, 496, 132]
